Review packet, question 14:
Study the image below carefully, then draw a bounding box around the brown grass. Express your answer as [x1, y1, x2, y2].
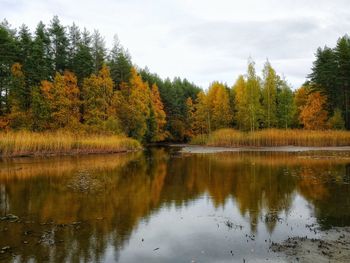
[0, 131, 142, 157]
[191, 128, 350, 147]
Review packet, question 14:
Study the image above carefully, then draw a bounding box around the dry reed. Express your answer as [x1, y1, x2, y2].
[191, 128, 350, 147]
[0, 131, 142, 157]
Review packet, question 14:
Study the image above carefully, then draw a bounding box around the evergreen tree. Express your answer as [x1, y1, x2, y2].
[334, 36, 350, 128]
[67, 23, 81, 72]
[73, 29, 94, 83]
[31, 86, 51, 131]
[0, 22, 18, 114]
[9, 63, 26, 110]
[49, 16, 68, 73]
[108, 36, 132, 89]
[32, 21, 52, 83]
[309, 47, 338, 111]
[91, 30, 106, 74]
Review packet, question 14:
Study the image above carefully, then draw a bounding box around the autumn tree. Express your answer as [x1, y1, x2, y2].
[148, 83, 167, 142]
[309, 35, 350, 129]
[262, 60, 277, 128]
[293, 86, 309, 127]
[193, 91, 209, 135]
[184, 97, 195, 139]
[245, 60, 262, 131]
[82, 65, 113, 126]
[40, 71, 80, 129]
[207, 82, 232, 130]
[114, 67, 151, 141]
[300, 92, 328, 130]
[328, 108, 345, 130]
[276, 80, 294, 129]
[233, 75, 249, 130]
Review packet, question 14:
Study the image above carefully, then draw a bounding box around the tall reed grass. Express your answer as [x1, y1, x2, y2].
[191, 128, 350, 147]
[0, 131, 142, 157]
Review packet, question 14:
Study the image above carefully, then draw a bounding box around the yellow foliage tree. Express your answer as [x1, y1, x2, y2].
[150, 83, 167, 141]
[82, 65, 113, 126]
[114, 67, 151, 140]
[193, 91, 209, 135]
[207, 82, 232, 130]
[262, 61, 277, 128]
[233, 75, 249, 130]
[184, 97, 195, 139]
[300, 92, 328, 130]
[41, 71, 80, 129]
[246, 60, 262, 131]
[293, 86, 309, 126]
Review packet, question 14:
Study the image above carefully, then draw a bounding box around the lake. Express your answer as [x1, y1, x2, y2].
[0, 146, 350, 262]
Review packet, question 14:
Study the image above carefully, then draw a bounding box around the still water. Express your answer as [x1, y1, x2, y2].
[0, 147, 350, 262]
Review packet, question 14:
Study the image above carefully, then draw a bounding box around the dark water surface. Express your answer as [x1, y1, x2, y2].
[0, 147, 350, 262]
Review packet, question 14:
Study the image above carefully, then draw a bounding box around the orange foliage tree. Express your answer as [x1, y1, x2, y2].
[41, 71, 80, 129]
[300, 92, 328, 129]
[150, 83, 167, 141]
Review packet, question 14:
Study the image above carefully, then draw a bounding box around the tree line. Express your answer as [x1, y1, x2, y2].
[184, 58, 345, 136]
[0, 17, 348, 142]
[308, 35, 350, 129]
[0, 16, 200, 142]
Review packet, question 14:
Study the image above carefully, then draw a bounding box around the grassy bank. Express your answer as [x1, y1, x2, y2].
[0, 131, 142, 157]
[191, 128, 350, 147]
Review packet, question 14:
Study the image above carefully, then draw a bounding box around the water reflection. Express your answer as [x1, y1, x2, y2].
[0, 148, 350, 262]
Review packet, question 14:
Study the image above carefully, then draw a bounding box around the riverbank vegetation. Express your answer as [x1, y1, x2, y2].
[191, 129, 350, 147]
[1, 17, 350, 149]
[0, 131, 141, 157]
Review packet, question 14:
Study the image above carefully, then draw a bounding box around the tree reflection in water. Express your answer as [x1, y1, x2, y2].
[0, 148, 349, 262]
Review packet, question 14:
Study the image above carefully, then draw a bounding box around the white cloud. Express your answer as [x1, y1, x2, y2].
[1, 0, 349, 89]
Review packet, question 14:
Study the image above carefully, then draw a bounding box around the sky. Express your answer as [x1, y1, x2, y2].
[1, 0, 350, 89]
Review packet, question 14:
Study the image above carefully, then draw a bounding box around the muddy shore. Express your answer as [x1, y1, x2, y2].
[271, 227, 350, 262]
[179, 145, 350, 154]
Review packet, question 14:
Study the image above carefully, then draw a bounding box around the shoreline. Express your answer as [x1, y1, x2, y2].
[179, 145, 350, 154]
[271, 227, 350, 262]
[0, 131, 142, 158]
[0, 148, 142, 158]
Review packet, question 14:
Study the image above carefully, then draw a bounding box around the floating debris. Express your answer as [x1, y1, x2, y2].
[0, 214, 19, 222]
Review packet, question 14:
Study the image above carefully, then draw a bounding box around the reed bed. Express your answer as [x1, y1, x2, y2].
[0, 131, 142, 157]
[191, 128, 350, 147]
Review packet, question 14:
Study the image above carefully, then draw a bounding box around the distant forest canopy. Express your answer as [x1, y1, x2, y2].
[0, 16, 349, 143]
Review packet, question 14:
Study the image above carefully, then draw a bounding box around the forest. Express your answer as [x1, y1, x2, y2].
[1, 16, 350, 145]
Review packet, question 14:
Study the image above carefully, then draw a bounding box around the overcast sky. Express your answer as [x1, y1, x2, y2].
[1, 0, 350, 89]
